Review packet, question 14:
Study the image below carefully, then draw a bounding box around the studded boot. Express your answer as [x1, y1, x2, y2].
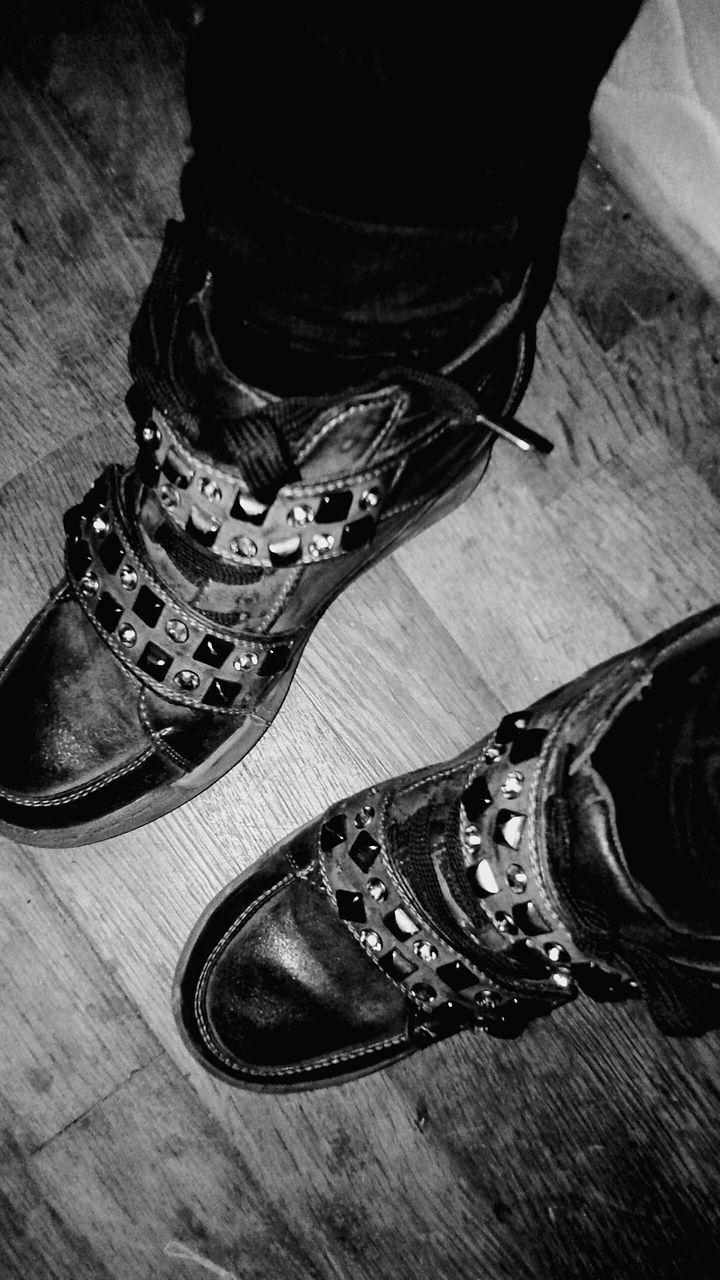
[0, 222, 541, 847]
[174, 605, 720, 1091]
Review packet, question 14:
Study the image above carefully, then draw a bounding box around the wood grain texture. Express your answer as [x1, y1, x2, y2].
[1, 6, 719, 1279]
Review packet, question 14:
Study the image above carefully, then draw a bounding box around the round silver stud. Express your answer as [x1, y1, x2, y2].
[545, 942, 570, 964]
[141, 423, 158, 444]
[413, 940, 438, 963]
[159, 484, 178, 510]
[233, 652, 259, 672]
[359, 929, 383, 954]
[412, 983, 437, 1004]
[91, 513, 109, 536]
[500, 770, 524, 799]
[506, 863, 528, 893]
[174, 669, 200, 691]
[355, 805, 375, 828]
[359, 488, 380, 510]
[493, 911, 518, 936]
[464, 824, 482, 848]
[118, 623, 137, 647]
[230, 536, 257, 558]
[475, 989, 500, 1011]
[367, 877, 387, 902]
[199, 477, 222, 502]
[79, 572, 99, 597]
[551, 968, 573, 989]
[119, 564, 138, 591]
[308, 533, 335, 559]
[481, 743, 501, 763]
[287, 504, 314, 527]
[165, 618, 189, 644]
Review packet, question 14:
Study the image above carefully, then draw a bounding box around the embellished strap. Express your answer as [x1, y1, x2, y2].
[128, 386, 401, 569]
[65, 468, 298, 714]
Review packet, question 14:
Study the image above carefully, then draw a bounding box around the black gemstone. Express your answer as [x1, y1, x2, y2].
[162, 449, 194, 489]
[137, 641, 172, 681]
[203, 677, 241, 708]
[194, 635, 234, 668]
[378, 948, 418, 981]
[512, 900, 552, 937]
[260, 644, 291, 677]
[136, 449, 161, 487]
[462, 774, 493, 821]
[67, 537, 92, 579]
[315, 490, 353, 524]
[230, 492, 269, 525]
[385, 906, 420, 940]
[341, 516, 375, 552]
[493, 809, 526, 850]
[320, 813, 347, 851]
[335, 891, 367, 923]
[348, 829, 381, 873]
[495, 712, 530, 746]
[509, 729, 548, 765]
[95, 591, 123, 634]
[268, 537, 302, 567]
[98, 532, 124, 574]
[133, 585, 164, 627]
[186, 509, 220, 547]
[436, 960, 477, 992]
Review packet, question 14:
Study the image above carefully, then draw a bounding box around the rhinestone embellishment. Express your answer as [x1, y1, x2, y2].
[91, 513, 109, 536]
[493, 911, 517, 935]
[367, 878, 387, 902]
[174, 669, 200, 691]
[506, 863, 528, 893]
[198, 478, 222, 502]
[165, 618, 189, 644]
[159, 484, 178, 510]
[500, 770, 524, 799]
[287, 504, 314, 526]
[79, 572, 99, 597]
[545, 943, 570, 964]
[551, 969, 573, 989]
[118, 623, 137, 647]
[359, 488, 379, 510]
[233, 652, 259, 671]
[308, 533, 335, 559]
[230, 536, 257, 558]
[355, 805, 375, 828]
[464, 824, 482, 848]
[481, 743, 502, 763]
[359, 929, 383, 954]
[119, 565, 138, 591]
[413, 940, 438, 963]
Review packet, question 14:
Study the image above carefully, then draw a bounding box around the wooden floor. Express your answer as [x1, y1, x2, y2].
[2, 6, 720, 1279]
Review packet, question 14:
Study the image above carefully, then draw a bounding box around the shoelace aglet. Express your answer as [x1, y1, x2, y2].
[475, 412, 554, 455]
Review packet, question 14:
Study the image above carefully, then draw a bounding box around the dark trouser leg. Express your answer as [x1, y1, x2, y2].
[180, 5, 644, 392]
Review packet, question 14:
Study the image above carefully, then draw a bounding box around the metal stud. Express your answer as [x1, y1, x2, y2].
[493, 810, 526, 851]
[199, 477, 223, 502]
[287, 504, 314, 527]
[308, 533, 335, 559]
[159, 484, 178, 510]
[387, 906, 420, 939]
[412, 983, 437, 1004]
[506, 863, 528, 893]
[359, 488, 380, 510]
[165, 618, 189, 644]
[413, 940, 438, 963]
[500, 770, 524, 799]
[359, 929, 383, 954]
[481, 743, 502, 763]
[474, 989, 500, 1012]
[267, 534, 302, 566]
[119, 564, 138, 591]
[355, 805, 375, 828]
[464, 823, 482, 849]
[141, 423, 158, 445]
[118, 623, 137, 647]
[367, 877, 387, 902]
[233, 652, 259, 672]
[174, 669, 200, 691]
[230, 536, 257, 558]
[79, 572, 99, 597]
